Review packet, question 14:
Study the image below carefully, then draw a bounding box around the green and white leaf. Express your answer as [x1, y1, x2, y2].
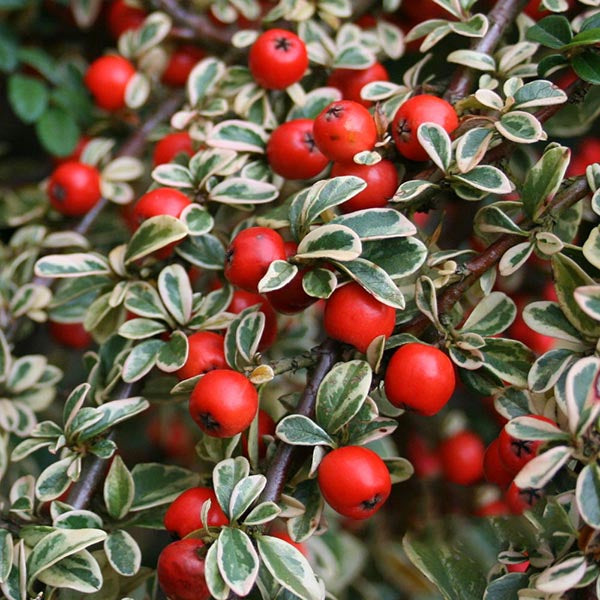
[417, 123, 452, 172]
[104, 530, 140, 577]
[103, 455, 134, 520]
[35, 253, 111, 278]
[276, 415, 335, 447]
[217, 527, 259, 596]
[124, 216, 188, 264]
[296, 224, 361, 261]
[460, 291, 516, 336]
[229, 475, 267, 522]
[258, 261, 298, 293]
[514, 445, 572, 489]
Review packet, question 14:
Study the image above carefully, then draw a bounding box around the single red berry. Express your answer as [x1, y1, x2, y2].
[227, 288, 278, 351]
[327, 62, 389, 107]
[392, 95, 459, 162]
[505, 481, 542, 515]
[106, 0, 145, 38]
[406, 433, 442, 479]
[267, 241, 317, 314]
[313, 100, 378, 163]
[248, 29, 308, 90]
[176, 332, 228, 380]
[153, 132, 195, 166]
[384, 343, 455, 416]
[162, 45, 206, 87]
[567, 137, 600, 177]
[164, 487, 229, 537]
[84, 55, 136, 111]
[266, 119, 329, 180]
[47, 161, 101, 216]
[48, 321, 93, 349]
[507, 560, 530, 573]
[330, 159, 398, 213]
[324, 282, 396, 353]
[270, 530, 308, 557]
[318, 446, 391, 520]
[224, 227, 287, 293]
[498, 415, 555, 474]
[439, 430, 485, 486]
[189, 370, 258, 437]
[483, 438, 515, 489]
[53, 135, 90, 165]
[157, 538, 210, 600]
[241, 409, 276, 459]
[474, 499, 510, 517]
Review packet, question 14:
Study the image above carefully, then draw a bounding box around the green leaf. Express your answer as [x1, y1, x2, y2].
[572, 50, 600, 84]
[122, 340, 163, 383]
[302, 268, 336, 299]
[158, 264, 193, 325]
[8, 74, 48, 124]
[180, 204, 214, 236]
[523, 301, 582, 343]
[157, 330, 188, 372]
[35, 457, 74, 502]
[330, 208, 416, 241]
[452, 165, 513, 194]
[496, 111, 545, 144]
[36, 549, 102, 593]
[104, 530, 141, 577]
[460, 292, 516, 336]
[151, 164, 193, 188]
[103, 456, 134, 520]
[536, 554, 587, 594]
[0, 530, 13, 584]
[574, 285, 600, 321]
[577, 463, 600, 529]
[229, 474, 267, 522]
[258, 260, 298, 293]
[275, 415, 335, 447]
[514, 445, 572, 489]
[176, 234, 226, 270]
[235, 312, 264, 364]
[484, 573, 529, 599]
[480, 337, 535, 387]
[205, 541, 230, 600]
[188, 57, 226, 106]
[296, 224, 362, 261]
[288, 479, 323, 542]
[118, 317, 167, 340]
[417, 123, 452, 172]
[207, 119, 268, 153]
[526, 15, 573, 48]
[0, 330, 9, 382]
[35, 253, 111, 278]
[257, 534, 322, 600]
[209, 177, 279, 205]
[36, 107, 79, 157]
[243, 502, 281, 526]
[512, 80, 567, 110]
[124, 216, 188, 264]
[213, 457, 250, 519]
[217, 527, 259, 596]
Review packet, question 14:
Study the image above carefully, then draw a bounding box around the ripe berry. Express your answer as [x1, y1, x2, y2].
[313, 100, 378, 163]
[153, 132, 195, 166]
[324, 282, 395, 353]
[176, 332, 228, 380]
[224, 227, 287, 293]
[392, 95, 459, 162]
[327, 62, 389, 107]
[507, 560, 530, 573]
[133, 188, 191, 225]
[85, 55, 136, 111]
[474, 499, 510, 517]
[567, 138, 600, 177]
[318, 446, 391, 520]
[162, 45, 206, 87]
[248, 29, 308, 90]
[509, 296, 554, 355]
[164, 487, 228, 537]
[146, 413, 196, 463]
[157, 538, 210, 600]
[330, 159, 398, 213]
[439, 430, 485, 486]
[384, 343, 455, 416]
[498, 415, 555, 474]
[189, 370, 258, 437]
[227, 288, 278, 351]
[400, 0, 448, 22]
[266, 119, 329, 180]
[107, 0, 145, 38]
[241, 409, 276, 459]
[48, 321, 93, 349]
[47, 161, 101, 216]
[505, 481, 542, 515]
[483, 438, 514, 489]
[406, 433, 441, 479]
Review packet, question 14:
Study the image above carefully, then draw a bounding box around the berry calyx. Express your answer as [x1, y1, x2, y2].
[84, 55, 136, 111]
[176, 332, 228, 380]
[164, 487, 229, 537]
[157, 538, 210, 600]
[505, 481, 542, 515]
[153, 132, 195, 166]
[47, 161, 101, 216]
[439, 430, 485, 486]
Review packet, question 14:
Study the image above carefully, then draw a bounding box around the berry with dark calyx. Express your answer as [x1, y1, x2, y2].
[106, 0, 145, 38]
[318, 446, 391, 520]
[330, 159, 398, 213]
[241, 408, 276, 459]
[324, 282, 396, 353]
[227, 288, 278, 351]
[176, 332, 228, 380]
[439, 430, 485, 486]
[384, 343, 455, 416]
[157, 538, 210, 600]
[164, 487, 228, 538]
[248, 28, 308, 90]
[392, 94, 459, 162]
[266, 119, 329, 180]
[224, 227, 287, 293]
[505, 481, 542, 515]
[313, 100, 378, 163]
[162, 45, 206, 87]
[327, 62, 389, 107]
[189, 369, 258, 438]
[84, 55, 136, 111]
[47, 161, 101, 216]
[48, 321, 93, 349]
[153, 132, 194, 166]
[484, 438, 515, 489]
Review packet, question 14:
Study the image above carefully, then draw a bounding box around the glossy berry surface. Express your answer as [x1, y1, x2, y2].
[176, 332, 228, 380]
[392, 95, 459, 162]
[483, 438, 514, 489]
[224, 227, 287, 293]
[157, 538, 210, 600]
[248, 29, 308, 90]
[439, 430, 485, 486]
[331, 159, 398, 213]
[384, 343, 455, 416]
[505, 482, 542, 515]
[84, 55, 136, 111]
[107, 0, 145, 38]
[313, 100, 378, 163]
[327, 62, 389, 107]
[162, 45, 205, 87]
[227, 288, 278, 351]
[324, 282, 395, 353]
[498, 415, 555, 473]
[133, 188, 191, 224]
[48, 321, 93, 349]
[266, 119, 329, 180]
[318, 446, 391, 520]
[242, 409, 276, 459]
[153, 132, 194, 166]
[189, 369, 258, 437]
[164, 487, 228, 537]
[47, 161, 101, 216]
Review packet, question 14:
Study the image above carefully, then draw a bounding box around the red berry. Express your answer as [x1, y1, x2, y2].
[327, 62, 389, 107]
[164, 487, 228, 537]
[47, 161, 101, 216]
[505, 481, 542, 515]
[324, 282, 396, 353]
[106, 0, 145, 38]
[507, 560, 530, 573]
[189, 370, 258, 437]
[162, 45, 206, 87]
[227, 289, 278, 351]
[224, 227, 287, 293]
[483, 438, 515, 489]
[85, 55, 136, 111]
[567, 137, 600, 177]
[474, 499, 510, 517]
[266, 119, 329, 180]
[509, 296, 554, 355]
[157, 538, 210, 600]
[241, 409, 276, 459]
[48, 321, 93, 349]
[146, 413, 196, 462]
[439, 430, 485, 486]
[400, 0, 448, 22]
[392, 95, 459, 162]
[384, 343, 455, 416]
[330, 159, 398, 213]
[176, 332, 228, 380]
[313, 100, 378, 162]
[153, 132, 195, 166]
[317, 446, 391, 520]
[406, 433, 441, 479]
[270, 530, 308, 556]
[248, 29, 308, 90]
[133, 188, 191, 224]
